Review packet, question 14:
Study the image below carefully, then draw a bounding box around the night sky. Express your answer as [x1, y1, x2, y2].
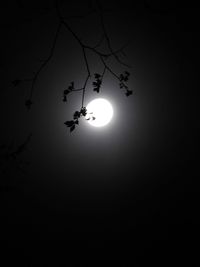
[1, 1, 200, 266]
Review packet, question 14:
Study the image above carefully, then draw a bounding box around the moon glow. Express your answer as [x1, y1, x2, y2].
[86, 98, 113, 127]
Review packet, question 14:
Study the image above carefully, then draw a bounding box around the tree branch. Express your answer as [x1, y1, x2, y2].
[96, 0, 131, 68]
[29, 21, 62, 100]
[13, 0, 132, 131]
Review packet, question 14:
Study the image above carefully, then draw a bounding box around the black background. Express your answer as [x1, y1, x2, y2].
[1, 1, 200, 266]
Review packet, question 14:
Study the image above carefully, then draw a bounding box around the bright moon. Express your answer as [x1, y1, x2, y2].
[86, 98, 113, 127]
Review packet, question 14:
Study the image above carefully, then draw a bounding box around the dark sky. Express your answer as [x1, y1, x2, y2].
[1, 1, 199, 266]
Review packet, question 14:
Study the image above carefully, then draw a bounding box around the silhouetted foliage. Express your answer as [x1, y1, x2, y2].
[64, 107, 89, 132]
[11, 1, 133, 132]
[93, 73, 102, 93]
[118, 71, 132, 96]
[126, 89, 133, 96]
[62, 81, 75, 102]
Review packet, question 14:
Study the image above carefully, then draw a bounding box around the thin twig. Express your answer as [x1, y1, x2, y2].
[93, 34, 105, 49]
[100, 56, 119, 80]
[81, 47, 91, 107]
[29, 21, 62, 100]
[96, 0, 131, 68]
[82, 74, 90, 107]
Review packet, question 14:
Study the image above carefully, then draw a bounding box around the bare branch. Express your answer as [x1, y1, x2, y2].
[82, 74, 90, 108]
[100, 56, 119, 80]
[96, 1, 131, 68]
[82, 47, 91, 107]
[28, 21, 62, 102]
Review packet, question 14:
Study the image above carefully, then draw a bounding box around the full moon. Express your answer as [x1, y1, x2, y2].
[86, 98, 113, 127]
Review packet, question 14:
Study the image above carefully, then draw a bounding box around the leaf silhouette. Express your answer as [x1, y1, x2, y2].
[63, 95, 67, 102]
[93, 73, 102, 93]
[93, 81, 98, 86]
[64, 120, 74, 127]
[68, 81, 74, 90]
[93, 87, 100, 93]
[119, 71, 130, 82]
[80, 107, 87, 116]
[119, 74, 124, 81]
[73, 111, 81, 119]
[119, 82, 124, 89]
[64, 89, 71, 95]
[119, 82, 127, 89]
[125, 89, 133, 96]
[125, 71, 130, 76]
[94, 73, 101, 79]
[70, 124, 75, 132]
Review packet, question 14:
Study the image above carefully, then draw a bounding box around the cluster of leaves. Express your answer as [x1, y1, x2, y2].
[63, 69, 132, 133]
[63, 81, 74, 102]
[92, 73, 102, 93]
[119, 71, 132, 96]
[64, 107, 87, 132]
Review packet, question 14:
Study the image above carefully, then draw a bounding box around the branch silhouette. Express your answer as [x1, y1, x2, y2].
[12, 0, 133, 132]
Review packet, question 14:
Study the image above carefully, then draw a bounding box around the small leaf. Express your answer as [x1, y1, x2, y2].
[70, 124, 75, 132]
[119, 74, 124, 81]
[64, 89, 70, 95]
[125, 71, 130, 76]
[68, 81, 74, 91]
[75, 120, 79, 125]
[119, 82, 124, 89]
[93, 81, 98, 86]
[64, 120, 74, 127]
[125, 90, 133, 96]
[63, 95, 67, 102]
[94, 73, 101, 79]
[92, 73, 102, 93]
[73, 111, 80, 119]
[93, 87, 100, 93]
[80, 107, 87, 116]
